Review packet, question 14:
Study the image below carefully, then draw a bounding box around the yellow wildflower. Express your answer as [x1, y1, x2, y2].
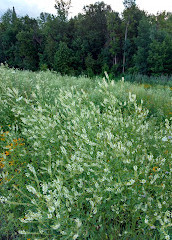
[6, 145, 12, 149]
[152, 166, 158, 172]
[9, 161, 14, 166]
[19, 143, 25, 146]
[0, 162, 5, 168]
[5, 151, 10, 156]
[0, 157, 4, 162]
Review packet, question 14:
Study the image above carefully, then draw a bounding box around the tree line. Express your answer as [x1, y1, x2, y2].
[0, 0, 172, 77]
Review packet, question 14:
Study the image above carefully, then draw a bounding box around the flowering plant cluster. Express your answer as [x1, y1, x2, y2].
[0, 67, 171, 239]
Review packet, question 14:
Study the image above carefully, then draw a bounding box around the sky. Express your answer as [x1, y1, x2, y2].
[0, 0, 172, 18]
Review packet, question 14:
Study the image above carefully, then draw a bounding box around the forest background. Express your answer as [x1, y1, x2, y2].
[0, 0, 172, 78]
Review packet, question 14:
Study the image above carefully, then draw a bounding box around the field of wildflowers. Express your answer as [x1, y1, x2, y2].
[0, 65, 171, 239]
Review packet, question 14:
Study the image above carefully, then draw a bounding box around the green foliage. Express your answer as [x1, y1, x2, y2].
[0, 3, 172, 78]
[107, 11, 122, 69]
[76, 1, 111, 74]
[54, 0, 71, 21]
[39, 63, 48, 71]
[54, 41, 73, 75]
[16, 16, 41, 71]
[125, 74, 172, 87]
[0, 204, 23, 240]
[148, 35, 172, 75]
[0, 8, 21, 67]
[0, 67, 172, 240]
[134, 17, 151, 74]
[85, 53, 95, 77]
[123, 0, 136, 9]
[122, 5, 146, 72]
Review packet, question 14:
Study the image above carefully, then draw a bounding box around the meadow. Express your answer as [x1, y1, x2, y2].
[0, 65, 171, 240]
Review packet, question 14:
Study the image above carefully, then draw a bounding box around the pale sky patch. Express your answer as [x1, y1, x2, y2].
[0, 0, 171, 18]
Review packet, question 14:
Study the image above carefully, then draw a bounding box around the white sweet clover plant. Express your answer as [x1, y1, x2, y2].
[1, 77, 171, 239]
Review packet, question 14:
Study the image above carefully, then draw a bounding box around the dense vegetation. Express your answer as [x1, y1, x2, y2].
[0, 0, 172, 239]
[0, 0, 172, 78]
[0, 66, 172, 239]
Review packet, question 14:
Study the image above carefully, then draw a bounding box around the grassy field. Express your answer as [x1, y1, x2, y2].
[0, 65, 172, 240]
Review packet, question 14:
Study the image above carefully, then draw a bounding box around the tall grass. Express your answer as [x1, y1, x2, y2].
[125, 74, 172, 87]
[0, 65, 171, 240]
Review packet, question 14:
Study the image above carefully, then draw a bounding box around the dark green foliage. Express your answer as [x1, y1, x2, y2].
[16, 17, 41, 71]
[122, 5, 146, 73]
[0, 3, 172, 78]
[85, 53, 95, 77]
[123, 0, 136, 9]
[107, 11, 122, 71]
[134, 17, 151, 74]
[0, 8, 21, 67]
[54, 41, 73, 74]
[54, 0, 71, 21]
[148, 33, 172, 75]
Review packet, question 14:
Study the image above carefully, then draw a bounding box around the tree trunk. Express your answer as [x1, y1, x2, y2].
[115, 55, 117, 65]
[113, 55, 117, 65]
[123, 21, 129, 74]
